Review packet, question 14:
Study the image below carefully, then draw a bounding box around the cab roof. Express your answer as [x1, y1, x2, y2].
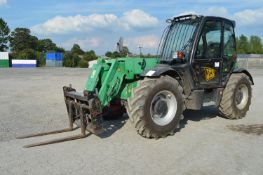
[169, 14, 236, 27]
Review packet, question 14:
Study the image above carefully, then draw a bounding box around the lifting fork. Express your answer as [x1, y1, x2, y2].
[17, 102, 87, 148]
[17, 87, 104, 148]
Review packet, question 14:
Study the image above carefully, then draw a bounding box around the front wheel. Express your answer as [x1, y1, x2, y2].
[219, 73, 252, 119]
[126, 76, 184, 138]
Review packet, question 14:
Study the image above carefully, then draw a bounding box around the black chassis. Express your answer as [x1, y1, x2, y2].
[141, 15, 254, 110]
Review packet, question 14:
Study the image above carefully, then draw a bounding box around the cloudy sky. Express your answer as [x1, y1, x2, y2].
[0, 0, 262, 55]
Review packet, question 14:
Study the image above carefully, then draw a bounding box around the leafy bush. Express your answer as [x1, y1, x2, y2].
[63, 53, 81, 67]
[78, 59, 89, 68]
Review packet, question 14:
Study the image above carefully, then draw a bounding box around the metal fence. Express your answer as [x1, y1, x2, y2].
[237, 54, 263, 69]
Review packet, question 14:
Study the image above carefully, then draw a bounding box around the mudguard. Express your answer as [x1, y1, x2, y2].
[233, 68, 254, 85]
[141, 64, 181, 78]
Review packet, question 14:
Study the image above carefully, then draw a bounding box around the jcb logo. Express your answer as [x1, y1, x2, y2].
[204, 67, 216, 81]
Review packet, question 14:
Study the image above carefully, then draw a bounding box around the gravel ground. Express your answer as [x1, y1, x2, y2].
[0, 68, 262, 175]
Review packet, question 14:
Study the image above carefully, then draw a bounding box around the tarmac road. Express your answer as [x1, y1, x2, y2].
[0, 68, 262, 175]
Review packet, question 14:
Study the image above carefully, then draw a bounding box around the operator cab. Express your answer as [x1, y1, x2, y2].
[159, 14, 237, 89]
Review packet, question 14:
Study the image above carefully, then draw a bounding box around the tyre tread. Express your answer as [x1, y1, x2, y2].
[127, 76, 184, 138]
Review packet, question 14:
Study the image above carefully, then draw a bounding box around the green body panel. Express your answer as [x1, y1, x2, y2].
[118, 81, 138, 99]
[0, 60, 9, 68]
[84, 57, 158, 107]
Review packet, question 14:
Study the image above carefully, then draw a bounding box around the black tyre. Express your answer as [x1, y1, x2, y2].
[126, 76, 184, 138]
[219, 73, 252, 119]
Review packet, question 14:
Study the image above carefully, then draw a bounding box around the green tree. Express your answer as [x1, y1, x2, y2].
[122, 46, 130, 56]
[105, 45, 129, 58]
[83, 50, 97, 61]
[11, 48, 46, 67]
[63, 52, 81, 67]
[71, 44, 84, 55]
[78, 59, 89, 68]
[55, 47, 65, 53]
[0, 18, 10, 51]
[113, 51, 122, 58]
[105, 51, 113, 58]
[16, 49, 37, 60]
[71, 54, 81, 67]
[8, 27, 66, 67]
[78, 50, 97, 68]
[249, 36, 263, 54]
[9, 28, 38, 52]
[105, 51, 123, 58]
[36, 39, 57, 52]
[35, 52, 46, 67]
[237, 35, 250, 54]
[62, 53, 72, 67]
[36, 38, 65, 53]
[142, 53, 157, 58]
[85, 50, 96, 56]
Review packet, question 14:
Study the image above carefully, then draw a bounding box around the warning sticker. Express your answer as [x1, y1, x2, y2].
[204, 67, 216, 81]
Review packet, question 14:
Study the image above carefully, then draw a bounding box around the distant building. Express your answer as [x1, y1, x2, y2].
[46, 52, 63, 67]
[0, 52, 9, 68]
[12, 60, 36, 68]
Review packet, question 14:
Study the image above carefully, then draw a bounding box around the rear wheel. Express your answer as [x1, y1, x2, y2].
[219, 73, 252, 119]
[126, 76, 184, 138]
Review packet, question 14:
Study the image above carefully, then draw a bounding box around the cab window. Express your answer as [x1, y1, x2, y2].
[195, 21, 222, 59]
[223, 22, 236, 72]
[224, 23, 235, 57]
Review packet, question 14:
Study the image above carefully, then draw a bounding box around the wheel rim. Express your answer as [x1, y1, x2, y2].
[235, 84, 249, 110]
[150, 90, 177, 126]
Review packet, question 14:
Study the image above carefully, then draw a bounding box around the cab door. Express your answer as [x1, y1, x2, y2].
[192, 20, 223, 89]
[221, 21, 237, 86]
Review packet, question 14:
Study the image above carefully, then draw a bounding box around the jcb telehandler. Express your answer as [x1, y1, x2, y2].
[18, 15, 253, 147]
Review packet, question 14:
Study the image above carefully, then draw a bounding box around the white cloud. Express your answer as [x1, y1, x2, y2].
[234, 8, 263, 26]
[179, 7, 228, 17]
[131, 35, 159, 49]
[63, 37, 100, 50]
[178, 7, 263, 27]
[0, 0, 7, 6]
[32, 14, 117, 34]
[207, 7, 228, 16]
[120, 9, 158, 30]
[31, 9, 158, 34]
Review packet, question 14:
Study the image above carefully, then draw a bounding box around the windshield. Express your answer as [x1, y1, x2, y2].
[159, 19, 199, 61]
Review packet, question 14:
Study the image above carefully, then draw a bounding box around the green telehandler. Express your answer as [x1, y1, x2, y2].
[18, 15, 254, 147]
